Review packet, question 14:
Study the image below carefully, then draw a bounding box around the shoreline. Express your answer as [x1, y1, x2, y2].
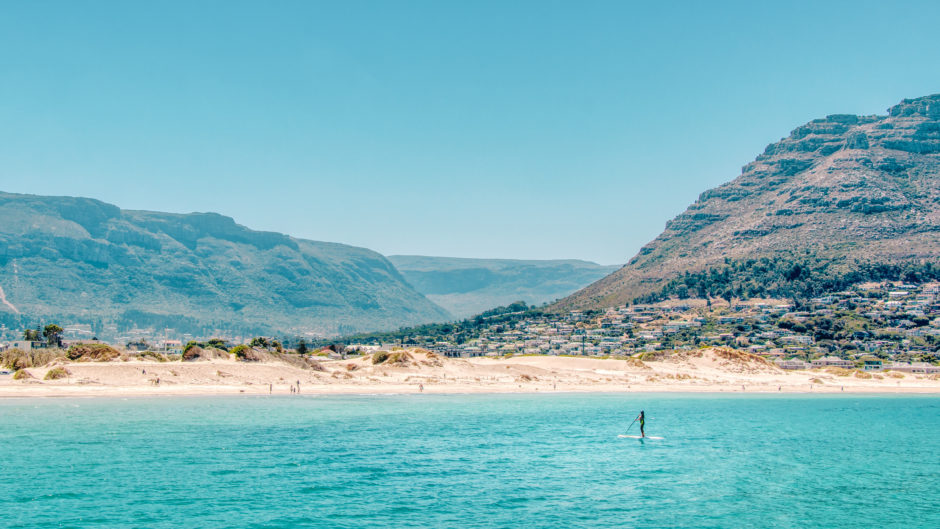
[3, 347, 938, 399]
[2, 387, 938, 399]
[3, 381, 938, 399]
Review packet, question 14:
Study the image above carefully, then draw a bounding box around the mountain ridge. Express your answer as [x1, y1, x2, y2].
[0, 191, 451, 338]
[388, 255, 618, 318]
[556, 94, 940, 310]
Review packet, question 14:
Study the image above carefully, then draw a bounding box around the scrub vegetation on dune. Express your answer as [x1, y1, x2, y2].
[371, 350, 415, 366]
[43, 367, 71, 380]
[230, 345, 250, 359]
[372, 351, 390, 365]
[1, 348, 66, 369]
[181, 346, 228, 362]
[367, 349, 444, 368]
[66, 344, 121, 362]
[387, 351, 414, 365]
[621, 357, 648, 369]
[138, 351, 171, 362]
[638, 347, 777, 374]
[710, 348, 774, 366]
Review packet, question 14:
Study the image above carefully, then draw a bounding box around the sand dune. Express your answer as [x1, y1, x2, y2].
[1, 347, 937, 397]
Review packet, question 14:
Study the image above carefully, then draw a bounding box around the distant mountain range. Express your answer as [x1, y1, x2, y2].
[0, 192, 450, 338]
[557, 94, 940, 310]
[8, 93, 936, 337]
[388, 255, 618, 318]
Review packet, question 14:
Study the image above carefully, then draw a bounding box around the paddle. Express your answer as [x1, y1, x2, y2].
[624, 415, 639, 435]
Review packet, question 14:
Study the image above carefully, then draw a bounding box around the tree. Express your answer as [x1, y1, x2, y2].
[297, 339, 308, 355]
[23, 328, 39, 341]
[43, 324, 64, 347]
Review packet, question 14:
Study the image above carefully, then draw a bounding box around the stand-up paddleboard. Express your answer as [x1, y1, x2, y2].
[618, 435, 664, 440]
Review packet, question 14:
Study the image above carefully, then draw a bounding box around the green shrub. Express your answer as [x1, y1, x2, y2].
[206, 339, 229, 351]
[2, 348, 67, 369]
[66, 344, 120, 362]
[139, 350, 169, 362]
[13, 369, 33, 380]
[372, 351, 390, 365]
[44, 367, 71, 380]
[387, 351, 414, 364]
[181, 346, 202, 362]
[230, 345, 249, 359]
[1, 348, 28, 370]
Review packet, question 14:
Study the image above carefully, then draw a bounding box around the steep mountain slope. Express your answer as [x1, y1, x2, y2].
[557, 94, 940, 310]
[388, 255, 618, 318]
[0, 192, 450, 337]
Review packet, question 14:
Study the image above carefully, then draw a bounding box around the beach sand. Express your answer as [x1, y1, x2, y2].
[1, 347, 937, 397]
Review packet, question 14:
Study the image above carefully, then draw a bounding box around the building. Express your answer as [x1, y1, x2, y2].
[862, 359, 884, 371]
[811, 356, 854, 369]
[775, 358, 810, 370]
[887, 362, 940, 374]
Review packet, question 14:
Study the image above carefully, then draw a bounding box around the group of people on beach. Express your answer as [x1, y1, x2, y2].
[267, 381, 302, 394]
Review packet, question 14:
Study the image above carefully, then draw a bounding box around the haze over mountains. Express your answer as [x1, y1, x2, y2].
[0, 192, 619, 339]
[388, 255, 618, 318]
[558, 94, 940, 311]
[0, 192, 450, 338]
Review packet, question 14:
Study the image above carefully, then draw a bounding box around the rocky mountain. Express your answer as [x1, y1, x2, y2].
[388, 255, 618, 318]
[557, 94, 940, 310]
[0, 192, 451, 338]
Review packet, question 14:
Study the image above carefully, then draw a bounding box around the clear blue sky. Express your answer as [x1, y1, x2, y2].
[2, 1, 939, 264]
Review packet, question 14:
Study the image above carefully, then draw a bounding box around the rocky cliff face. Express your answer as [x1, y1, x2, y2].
[0, 193, 451, 337]
[558, 94, 940, 310]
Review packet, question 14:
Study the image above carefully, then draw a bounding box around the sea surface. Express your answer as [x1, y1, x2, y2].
[1, 393, 938, 528]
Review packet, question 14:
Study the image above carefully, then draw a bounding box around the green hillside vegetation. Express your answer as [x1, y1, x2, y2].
[636, 255, 939, 304]
[0, 192, 450, 338]
[326, 301, 542, 347]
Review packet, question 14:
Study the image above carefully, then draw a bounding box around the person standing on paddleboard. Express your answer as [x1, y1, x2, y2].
[638, 410, 646, 438]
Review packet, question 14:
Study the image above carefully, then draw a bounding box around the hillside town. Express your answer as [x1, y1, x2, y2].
[375, 281, 940, 374]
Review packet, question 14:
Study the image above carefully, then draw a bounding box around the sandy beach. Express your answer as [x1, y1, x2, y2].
[1, 347, 937, 398]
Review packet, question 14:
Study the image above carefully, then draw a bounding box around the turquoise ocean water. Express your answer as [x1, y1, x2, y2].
[1, 394, 938, 528]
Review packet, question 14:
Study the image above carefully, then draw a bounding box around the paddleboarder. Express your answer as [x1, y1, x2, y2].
[638, 410, 646, 438]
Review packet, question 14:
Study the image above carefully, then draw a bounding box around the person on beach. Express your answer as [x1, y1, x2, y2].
[638, 410, 646, 438]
